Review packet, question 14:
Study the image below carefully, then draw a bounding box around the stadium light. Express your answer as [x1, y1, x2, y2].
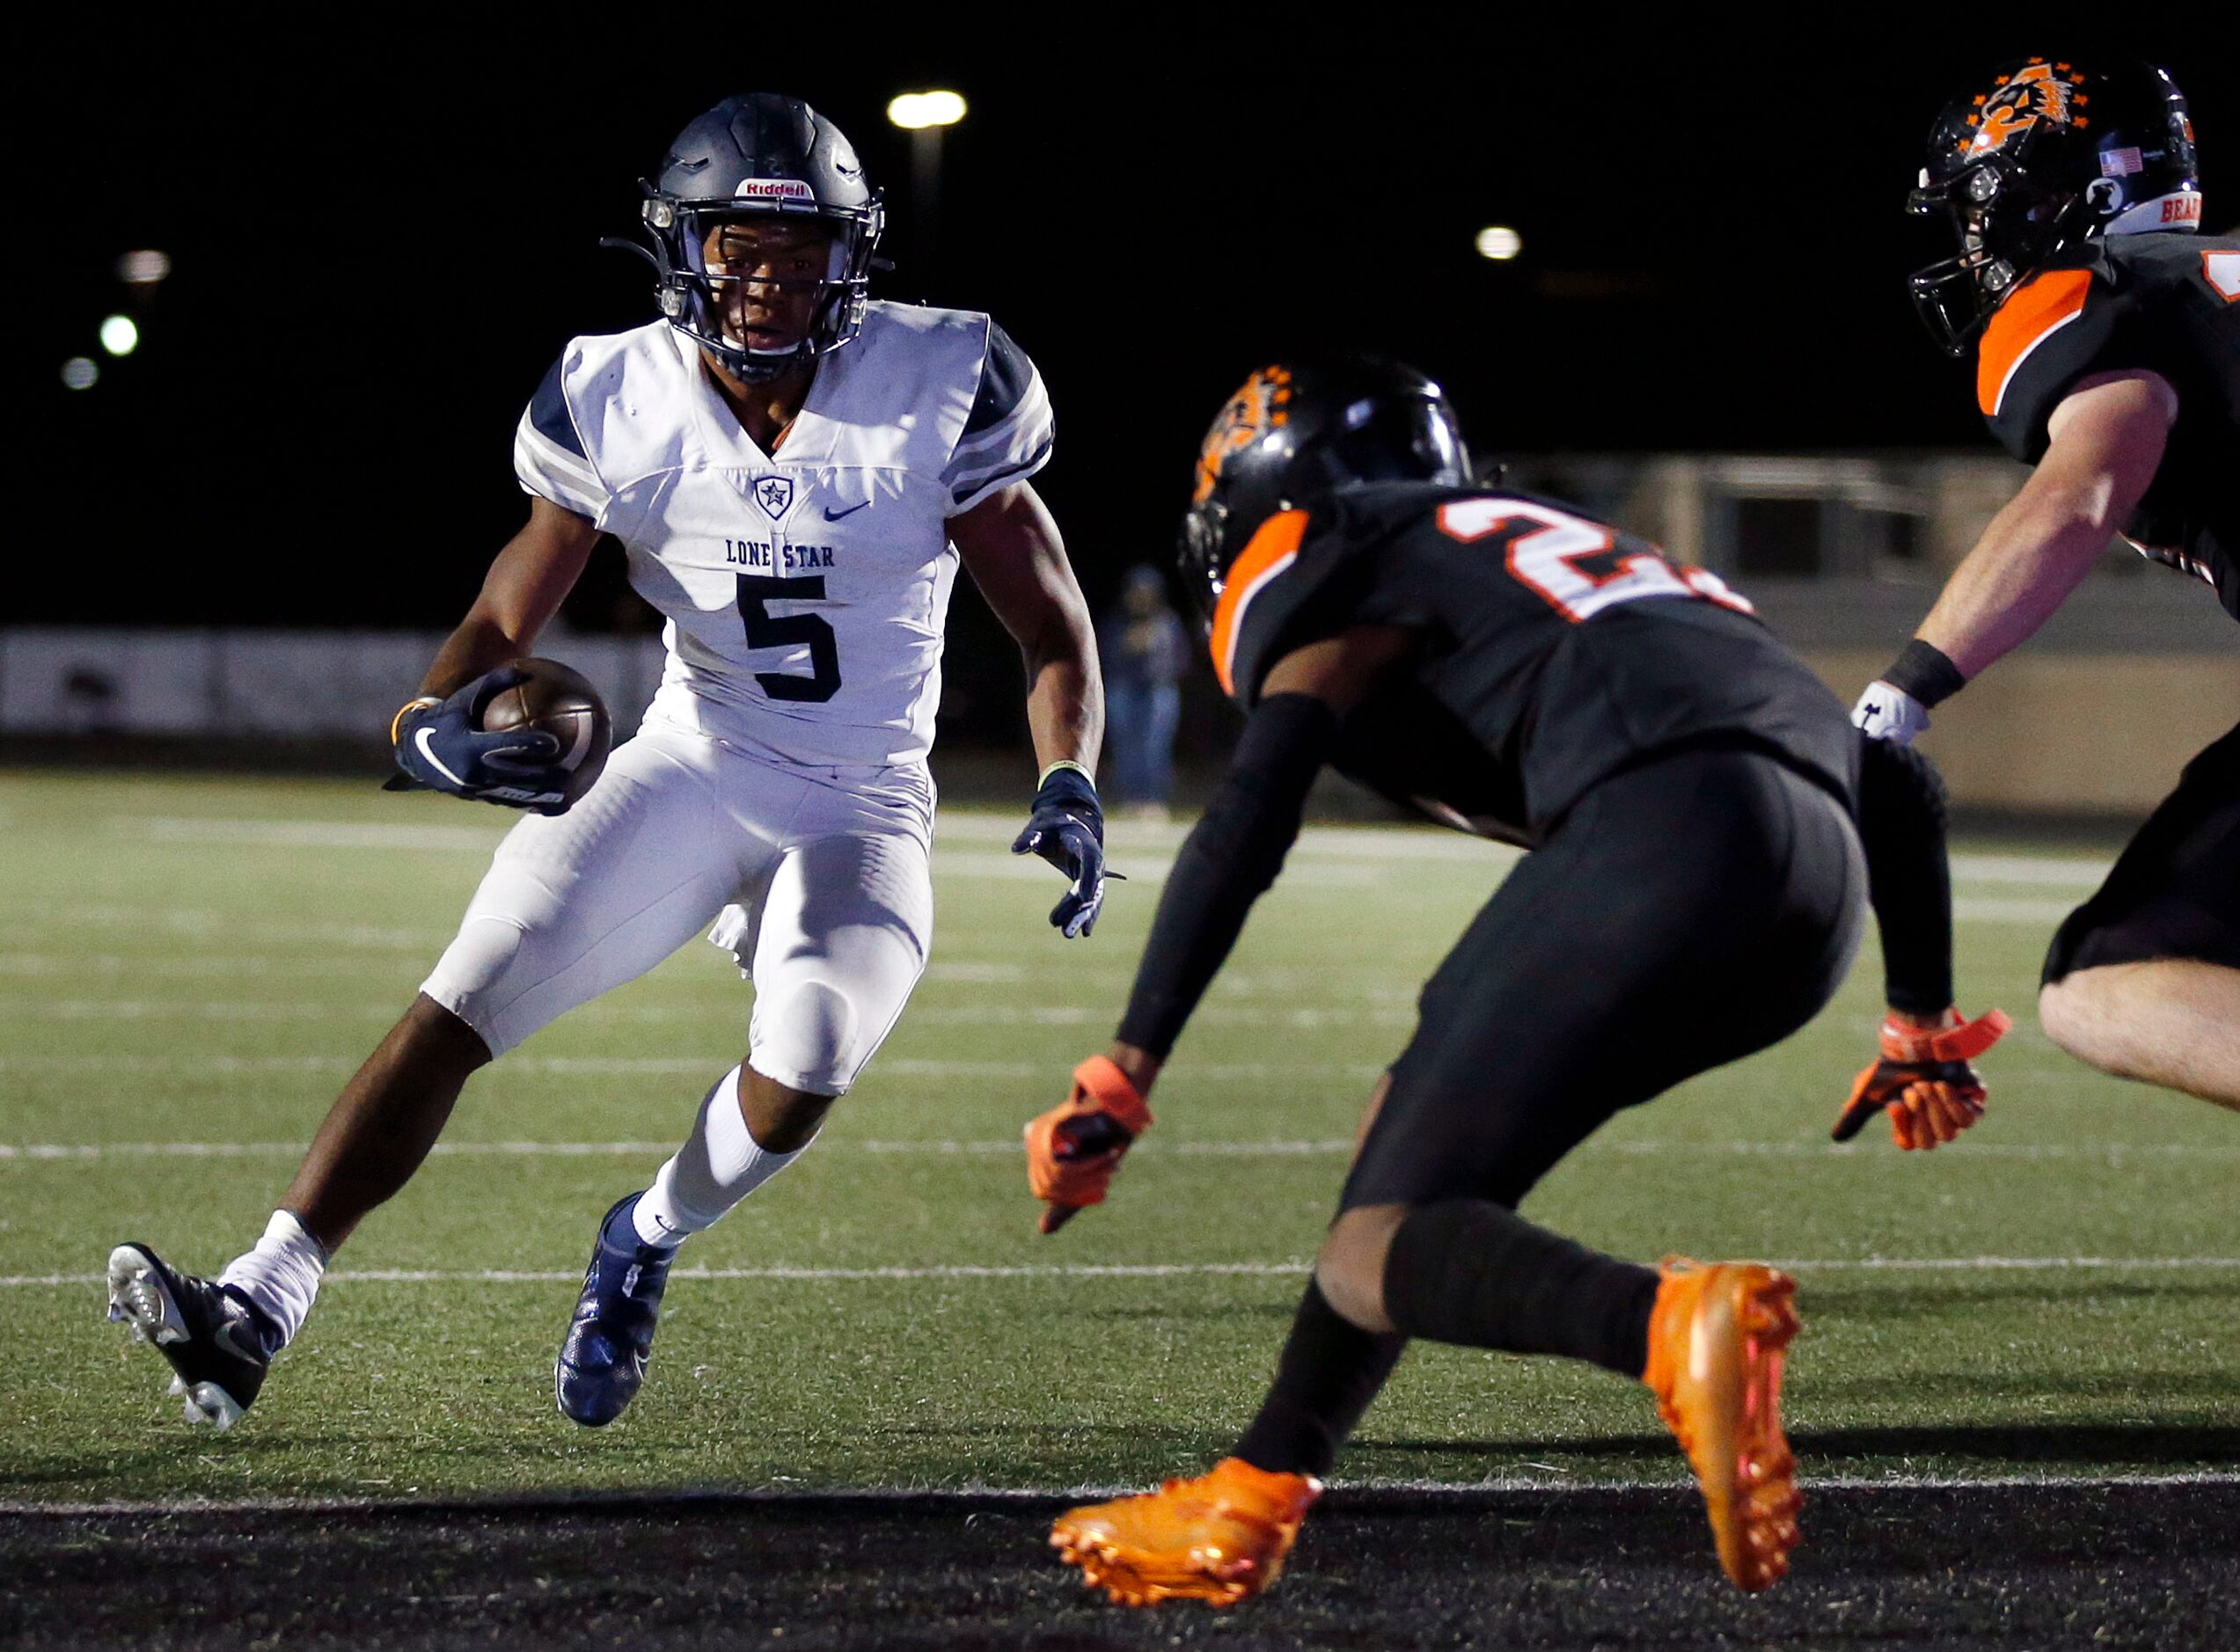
[99, 316, 140, 356]
[887, 91, 967, 129]
[118, 250, 172, 284]
[1475, 226, 1524, 261]
[62, 356, 99, 390]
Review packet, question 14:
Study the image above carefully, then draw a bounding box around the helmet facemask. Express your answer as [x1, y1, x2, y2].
[1907, 127, 2094, 355]
[635, 189, 884, 383]
[1906, 58, 2203, 355]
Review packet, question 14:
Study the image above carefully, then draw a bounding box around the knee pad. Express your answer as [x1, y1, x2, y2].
[749, 979, 862, 1095]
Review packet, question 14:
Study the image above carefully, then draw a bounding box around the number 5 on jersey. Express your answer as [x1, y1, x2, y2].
[736, 575, 842, 702]
[1438, 498, 1753, 623]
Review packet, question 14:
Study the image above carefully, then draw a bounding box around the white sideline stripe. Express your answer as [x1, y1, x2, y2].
[1951, 897, 2082, 924]
[0, 999, 1415, 1031]
[6, 1471, 2237, 1517]
[6, 1137, 2232, 1163]
[104, 817, 2117, 887]
[1949, 853, 2110, 888]
[13, 1256, 2240, 1288]
[0, 1056, 1389, 1080]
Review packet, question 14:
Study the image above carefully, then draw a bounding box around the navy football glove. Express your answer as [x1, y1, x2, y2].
[1011, 764, 1109, 938]
[388, 665, 568, 814]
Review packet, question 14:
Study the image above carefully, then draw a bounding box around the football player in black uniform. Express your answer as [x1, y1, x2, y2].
[1857, 58, 2239, 1120]
[1022, 360, 2004, 1606]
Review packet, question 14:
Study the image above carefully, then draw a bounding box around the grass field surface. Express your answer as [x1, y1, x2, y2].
[3, 770, 2234, 1509]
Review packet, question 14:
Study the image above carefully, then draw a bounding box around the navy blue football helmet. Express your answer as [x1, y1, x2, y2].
[618, 93, 885, 382]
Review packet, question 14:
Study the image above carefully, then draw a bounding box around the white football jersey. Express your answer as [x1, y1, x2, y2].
[513, 303, 1054, 769]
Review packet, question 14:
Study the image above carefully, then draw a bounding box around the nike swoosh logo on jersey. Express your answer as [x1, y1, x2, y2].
[824, 501, 869, 521]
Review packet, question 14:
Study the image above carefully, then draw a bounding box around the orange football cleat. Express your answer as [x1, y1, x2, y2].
[1050, 1456, 1322, 1607]
[1643, 1258, 1803, 1593]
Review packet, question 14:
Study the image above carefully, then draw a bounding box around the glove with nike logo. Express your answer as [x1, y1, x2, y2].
[1025, 1056, 1153, 1234]
[1851, 680, 1932, 746]
[388, 665, 567, 814]
[1834, 1007, 2011, 1150]
[1012, 762, 1111, 938]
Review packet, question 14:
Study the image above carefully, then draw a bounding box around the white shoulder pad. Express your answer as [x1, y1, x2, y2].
[513, 322, 694, 523]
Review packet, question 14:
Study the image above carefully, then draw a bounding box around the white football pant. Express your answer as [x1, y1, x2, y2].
[421, 722, 933, 1094]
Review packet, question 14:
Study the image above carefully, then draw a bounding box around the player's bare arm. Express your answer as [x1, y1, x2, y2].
[951, 480, 1102, 774]
[416, 497, 603, 697]
[954, 479, 1116, 937]
[1856, 372, 2175, 741]
[1917, 371, 2175, 677]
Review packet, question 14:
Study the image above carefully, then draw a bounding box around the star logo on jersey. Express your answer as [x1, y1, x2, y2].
[754, 477, 796, 522]
[1963, 60, 2090, 157]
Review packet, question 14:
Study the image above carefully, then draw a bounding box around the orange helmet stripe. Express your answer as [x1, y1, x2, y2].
[1209, 509, 1310, 698]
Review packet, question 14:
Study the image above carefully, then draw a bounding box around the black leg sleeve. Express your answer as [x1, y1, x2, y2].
[1232, 1281, 1407, 1479]
[1856, 735, 1956, 1016]
[1380, 1201, 1659, 1379]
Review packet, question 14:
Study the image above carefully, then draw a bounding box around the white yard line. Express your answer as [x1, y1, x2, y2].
[5, 1471, 2236, 1517]
[11, 1256, 2239, 1289]
[6, 1137, 2229, 1162]
[92, 816, 2118, 886]
[0, 1055, 1391, 1079]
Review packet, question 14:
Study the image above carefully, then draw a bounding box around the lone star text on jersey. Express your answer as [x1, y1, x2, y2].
[724, 537, 838, 572]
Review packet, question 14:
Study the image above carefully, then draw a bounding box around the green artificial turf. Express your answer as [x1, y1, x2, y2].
[1, 771, 2232, 1502]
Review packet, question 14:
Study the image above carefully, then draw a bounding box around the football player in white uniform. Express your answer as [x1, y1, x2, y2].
[105, 93, 1108, 1431]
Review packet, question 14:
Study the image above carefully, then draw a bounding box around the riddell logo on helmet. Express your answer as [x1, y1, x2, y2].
[1192, 367, 1293, 504]
[1964, 59, 2090, 157]
[733, 178, 815, 203]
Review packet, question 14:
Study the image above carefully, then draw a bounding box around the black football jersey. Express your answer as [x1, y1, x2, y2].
[1977, 230, 2240, 620]
[1210, 484, 1858, 846]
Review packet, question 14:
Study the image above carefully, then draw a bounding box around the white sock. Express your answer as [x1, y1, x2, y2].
[216, 1210, 328, 1353]
[632, 1065, 814, 1246]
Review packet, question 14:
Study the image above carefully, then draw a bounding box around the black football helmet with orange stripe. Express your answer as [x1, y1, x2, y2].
[1177, 358, 1471, 627]
[1908, 58, 2201, 355]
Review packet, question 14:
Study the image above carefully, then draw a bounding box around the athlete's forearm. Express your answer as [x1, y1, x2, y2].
[1914, 375, 2170, 682]
[1021, 619, 1104, 778]
[416, 616, 534, 699]
[1913, 486, 2116, 680]
[417, 500, 600, 698]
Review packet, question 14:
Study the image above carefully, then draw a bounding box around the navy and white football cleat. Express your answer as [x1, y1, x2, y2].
[556, 1193, 677, 1427]
[105, 1243, 273, 1430]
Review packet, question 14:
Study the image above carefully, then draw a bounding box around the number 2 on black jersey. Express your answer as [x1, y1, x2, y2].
[736, 575, 843, 702]
[1436, 498, 1753, 623]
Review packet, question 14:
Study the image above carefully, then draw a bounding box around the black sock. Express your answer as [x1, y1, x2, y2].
[1380, 1200, 1658, 1378]
[1232, 1281, 1406, 1479]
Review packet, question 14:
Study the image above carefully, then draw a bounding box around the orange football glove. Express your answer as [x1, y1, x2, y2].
[1025, 1056, 1154, 1234]
[1833, 1007, 2011, 1150]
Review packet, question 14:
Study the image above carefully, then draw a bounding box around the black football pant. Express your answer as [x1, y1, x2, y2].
[1234, 745, 1865, 1479]
[2045, 715, 2240, 981]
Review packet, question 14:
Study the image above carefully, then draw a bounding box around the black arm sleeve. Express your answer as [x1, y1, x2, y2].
[1114, 693, 1340, 1058]
[1856, 735, 1956, 1016]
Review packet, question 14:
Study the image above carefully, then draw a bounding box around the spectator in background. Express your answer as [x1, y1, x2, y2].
[1100, 565, 1190, 819]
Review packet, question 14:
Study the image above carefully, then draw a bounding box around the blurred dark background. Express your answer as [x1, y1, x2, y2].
[12, 17, 2233, 750]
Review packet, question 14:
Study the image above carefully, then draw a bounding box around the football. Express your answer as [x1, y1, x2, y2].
[480, 657, 612, 808]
